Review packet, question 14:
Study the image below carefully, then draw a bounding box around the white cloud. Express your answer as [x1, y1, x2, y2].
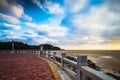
[32, 0, 64, 14]
[10, 4, 24, 18]
[25, 22, 68, 37]
[45, 1, 64, 14]
[0, 0, 24, 18]
[23, 14, 33, 22]
[24, 31, 38, 37]
[0, 13, 21, 24]
[0, 0, 33, 22]
[0, 0, 33, 24]
[64, 0, 87, 13]
[31, 36, 59, 45]
[25, 22, 37, 28]
[81, 35, 105, 43]
[23, 30, 59, 45]
[3, 30, 16, 39]
[2, 23, 21, 30]
[32, 0, 46, 11]
[71, 4, 120, 43]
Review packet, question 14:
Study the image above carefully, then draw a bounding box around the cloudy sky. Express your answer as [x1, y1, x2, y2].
[0, 0, 120, 50]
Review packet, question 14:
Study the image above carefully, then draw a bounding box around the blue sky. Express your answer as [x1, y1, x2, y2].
[0, 0, 120, 50]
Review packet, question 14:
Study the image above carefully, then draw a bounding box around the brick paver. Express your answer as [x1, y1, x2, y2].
[0, 54, 55, 80]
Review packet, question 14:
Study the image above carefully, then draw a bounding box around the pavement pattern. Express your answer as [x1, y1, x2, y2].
[0, 54, 55, 80]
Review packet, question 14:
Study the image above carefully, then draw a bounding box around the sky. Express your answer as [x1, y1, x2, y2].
[0, 0, 120, 50]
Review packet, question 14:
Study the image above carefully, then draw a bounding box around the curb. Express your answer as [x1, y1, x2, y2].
[37, 57, 62, 80]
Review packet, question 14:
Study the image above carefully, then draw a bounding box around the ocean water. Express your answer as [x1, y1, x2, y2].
[62, 50, 120, 77]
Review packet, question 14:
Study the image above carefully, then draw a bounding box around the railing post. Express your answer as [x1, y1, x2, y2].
[44, 51, 47, 58]
[32, 51, 34, 55]
[53, 52, 56, 63]
[43, 51, 46, 58]
[48, 51, 51, 60]
[36, 51, 38, 56]
[76, 55, 87, 80]
[41, 51, 43, 57]
[40, 51, 42, 57]
[61, 53, 66, 70]
[38, 51, 40, 56]
[37, 51, 38, 56]
[40, 51, 45, 58]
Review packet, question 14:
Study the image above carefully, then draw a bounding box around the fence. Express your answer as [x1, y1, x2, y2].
[46, 51, 115, 80]
[0, 50, 115, 80]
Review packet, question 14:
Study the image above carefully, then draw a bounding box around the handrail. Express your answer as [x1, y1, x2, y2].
[81, 66, 114, 80]
[63, 58, 77, 67]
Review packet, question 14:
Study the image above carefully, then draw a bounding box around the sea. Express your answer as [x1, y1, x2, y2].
[54, 50, 120, 78]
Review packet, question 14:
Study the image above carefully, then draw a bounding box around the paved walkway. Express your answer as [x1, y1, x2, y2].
[0, 54, 55, 80]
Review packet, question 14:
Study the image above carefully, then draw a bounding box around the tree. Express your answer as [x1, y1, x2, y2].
[0, 42, 61, 50]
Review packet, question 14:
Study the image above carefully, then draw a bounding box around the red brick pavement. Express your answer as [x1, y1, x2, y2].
[0, 54, 55, 80]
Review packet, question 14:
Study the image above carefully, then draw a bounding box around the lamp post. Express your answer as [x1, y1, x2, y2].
[10, 33, 14, 53]
[12, 40, 14, 53]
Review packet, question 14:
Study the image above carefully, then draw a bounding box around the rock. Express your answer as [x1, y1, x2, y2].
[87, 59, 96, 69]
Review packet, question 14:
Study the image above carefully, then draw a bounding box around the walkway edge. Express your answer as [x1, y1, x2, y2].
[37, 57, 62, 80]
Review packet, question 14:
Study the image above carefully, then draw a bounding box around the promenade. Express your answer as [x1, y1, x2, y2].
[0, 51, 116, 80]
[0, 54, 55, 80]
